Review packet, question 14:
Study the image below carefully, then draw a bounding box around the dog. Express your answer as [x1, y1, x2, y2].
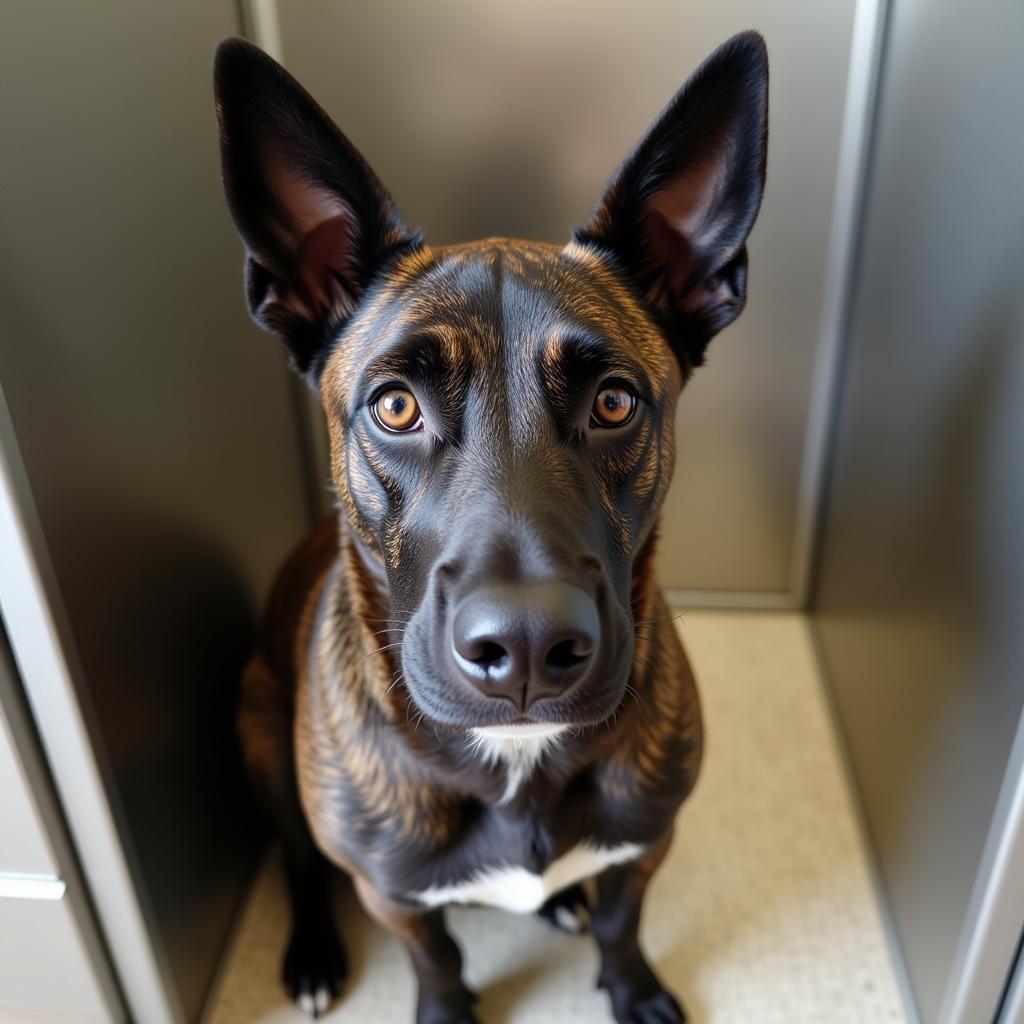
[214, 29, 767, 1024]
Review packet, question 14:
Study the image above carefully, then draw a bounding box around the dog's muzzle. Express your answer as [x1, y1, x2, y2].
[447, 582, 600, 712]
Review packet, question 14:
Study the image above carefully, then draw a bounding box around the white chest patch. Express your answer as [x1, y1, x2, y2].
[468, 723, 568, 804]
[411, 841, 643, 913]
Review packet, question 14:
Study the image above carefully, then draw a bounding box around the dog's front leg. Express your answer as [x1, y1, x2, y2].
[591, 832, 686, 1024]
[354, 875, 478, 1024]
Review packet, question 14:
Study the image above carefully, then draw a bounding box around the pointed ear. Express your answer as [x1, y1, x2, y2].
[574, 31, 768, 372]
[213, 38, 420, 385]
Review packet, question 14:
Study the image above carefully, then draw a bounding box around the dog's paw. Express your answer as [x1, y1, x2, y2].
[415, 983, 480, 1024]
[610, 987, 687, 1024]
[537, 882, 590, 934]
[283, 921, 348, 1019]
[598, 961, 687, 1024]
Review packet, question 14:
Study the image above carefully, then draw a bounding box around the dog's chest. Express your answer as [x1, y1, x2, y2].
[405, 728, 647, 911]
[410, 840, 642, 913]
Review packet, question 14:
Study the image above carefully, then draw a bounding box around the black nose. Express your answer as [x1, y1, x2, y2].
[449, 583, 600, 710]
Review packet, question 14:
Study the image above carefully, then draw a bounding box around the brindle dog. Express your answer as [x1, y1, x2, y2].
[214, 30, 767, 1024]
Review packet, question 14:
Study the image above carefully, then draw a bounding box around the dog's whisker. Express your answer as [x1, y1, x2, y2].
[365, 641, 405, 662]
[631, 656, 656, 679]
[632, 612, 685, 628]
[384, 671, 407, 699]
[623, 682, 646, 711]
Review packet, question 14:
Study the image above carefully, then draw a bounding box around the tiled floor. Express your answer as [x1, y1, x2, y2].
[204, 612, 908, 1023]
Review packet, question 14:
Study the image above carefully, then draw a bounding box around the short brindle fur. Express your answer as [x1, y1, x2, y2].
[215, 31, 767, 1024]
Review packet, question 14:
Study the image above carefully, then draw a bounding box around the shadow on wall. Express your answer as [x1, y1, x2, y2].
[46, 506, 268, 1015]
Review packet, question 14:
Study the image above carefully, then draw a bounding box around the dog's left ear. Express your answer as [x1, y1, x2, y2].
[214, 38, 420, 386]
[573, 31, 768, 371]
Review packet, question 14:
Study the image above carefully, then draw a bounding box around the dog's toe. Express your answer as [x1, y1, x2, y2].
[553, 900, 590, 933]
[296, 983, 316, 1018]
[293, 975, 340, 1020]
[314, 983, 332, 1016]
[628, 988, 687, 1024]
[538, 882, 590, 934]
[602, 984, 687, 1024]
[415, 982, 480, 1024]
[284, 920, 347, 1018]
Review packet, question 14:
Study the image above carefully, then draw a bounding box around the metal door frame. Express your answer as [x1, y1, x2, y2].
[0, 388, 178, 1023]
[943, 710, 1024, 1023]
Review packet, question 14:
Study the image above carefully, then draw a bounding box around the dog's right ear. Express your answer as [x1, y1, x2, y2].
[214, 38, 420, 386]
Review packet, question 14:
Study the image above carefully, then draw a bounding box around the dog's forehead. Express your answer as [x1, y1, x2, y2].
[321, 239, 677, 404]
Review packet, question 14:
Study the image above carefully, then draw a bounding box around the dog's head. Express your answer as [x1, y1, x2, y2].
[214, 34, 767, 732]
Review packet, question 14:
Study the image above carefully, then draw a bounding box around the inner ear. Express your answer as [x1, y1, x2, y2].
[650, 158, 730, 251]
[254, 154, 364, 322]
[288, 212, 359, 321]
[642, 158, 730, 313]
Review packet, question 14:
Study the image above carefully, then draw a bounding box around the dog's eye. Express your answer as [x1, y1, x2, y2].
[591, 384, 636, 428]
[372, 388, 422, 432]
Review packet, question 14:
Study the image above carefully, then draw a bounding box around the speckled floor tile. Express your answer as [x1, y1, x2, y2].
[203, 612, 908, 1024]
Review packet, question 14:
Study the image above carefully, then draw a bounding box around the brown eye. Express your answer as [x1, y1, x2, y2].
[373, 388, 421, 432]
[591, 384, 636, 428]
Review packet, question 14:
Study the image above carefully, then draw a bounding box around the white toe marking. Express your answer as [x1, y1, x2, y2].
[469, 723, 568, 804]
[411, 841, 642, 913]
[314, 985, 331, 1014]
[554, 904, 585, 933]
[297, 992, 316, 1016]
